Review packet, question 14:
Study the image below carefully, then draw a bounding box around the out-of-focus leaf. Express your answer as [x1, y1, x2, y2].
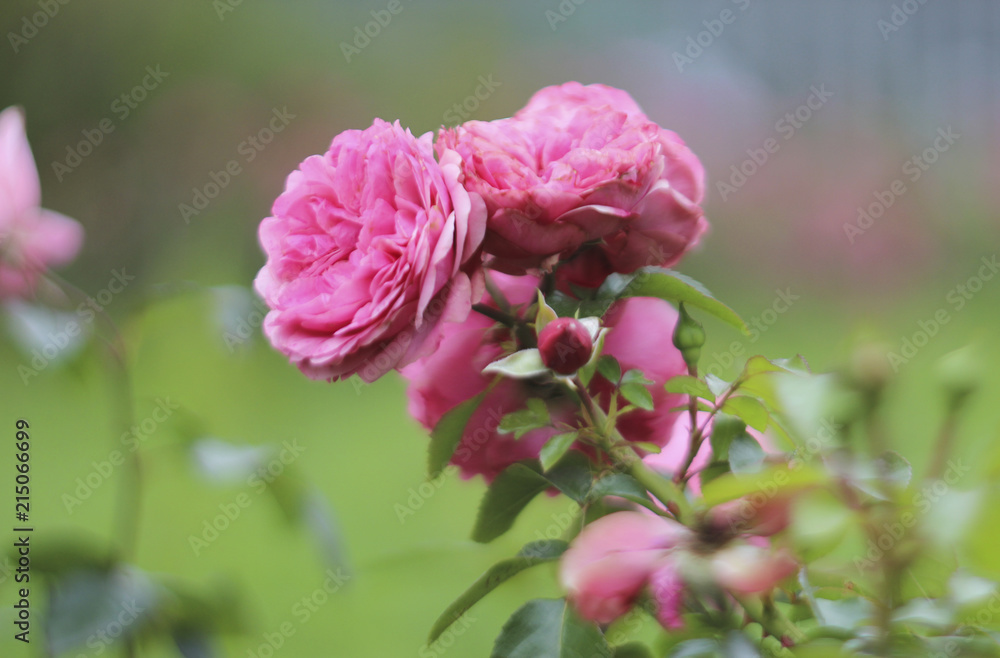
[46, 566, 160, 655]
[301, 490, 352, 575]
[728, 435, 765, 475]
[721, 396, 769, 432]
[709, 415, 746, 462]
[665, 375, 715, 402]
[812, 597, 872, 631]
[611, 642, 655, 657]
[190, 438, 271, 483]
[701, 464, 826, 508]
[173, 632, 214, 658]
[3, 300, 90, 365]
[722, 630, 761, 658]
[428, 541, 568, 644]
[490, 598, 610, 658]
[668, 638, 720, 657]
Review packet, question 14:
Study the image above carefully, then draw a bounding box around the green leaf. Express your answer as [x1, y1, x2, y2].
[632, 441, 661, 454]
[701, 464, 826, 508]
[540, 432, 579, 472]
[535, 290, 558, 333]
[597, 355, 622, 383]
[721, 396, 769, 432]
[614, 269, 747, 334]
[428, 393, 485, 478]
[709, 414, 746, 461]
[664, 375, 715, 402]
[612, 642, 655, 658]
[472, 455, 592, 543]
[728, 435, 765, 474]
[490, 598, 611, 658]
[587, 473, 660, 513]
[620, 383, 654, 411]
[622, 369, 654, 386]
[428, 541, 568, 644]
[484, 349, 549, 379]
[499, 399, 551, 440]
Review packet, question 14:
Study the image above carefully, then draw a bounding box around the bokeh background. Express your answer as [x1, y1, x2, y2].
[2, 1, 999, 656]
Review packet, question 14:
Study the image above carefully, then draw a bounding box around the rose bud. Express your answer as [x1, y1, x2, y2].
[538, 317, 594, 375]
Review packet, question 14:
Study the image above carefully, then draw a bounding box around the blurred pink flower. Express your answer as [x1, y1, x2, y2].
[401, 285, 687, 481]
[438, 82, 707, 282]
[559, 511, 797, 629]
[0, 106, 83, 298]
[255, 119, 487, 383]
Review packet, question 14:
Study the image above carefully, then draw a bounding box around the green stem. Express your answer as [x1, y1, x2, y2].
[627, 457, 692, 521]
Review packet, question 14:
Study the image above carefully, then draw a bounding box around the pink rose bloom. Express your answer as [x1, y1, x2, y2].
[401, 286, 687, 481]
[559, 511, 797, 630]
[255, 119, 487, 382]
[438, 82, 707, 282]
[0, 107, 83, 298]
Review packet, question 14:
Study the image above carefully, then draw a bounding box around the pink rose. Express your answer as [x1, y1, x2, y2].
[559, 511, 797, 629]
[255, 119, 487, 382]
[559, 511, 691, 624]
[438, 82, 707, 282]
[0, 107, 83, 298]
[401, 287, 687, 481]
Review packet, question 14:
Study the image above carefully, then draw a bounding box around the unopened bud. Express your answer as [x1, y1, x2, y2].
[538, 317, 593, 375]
[672, 303, 705, 372]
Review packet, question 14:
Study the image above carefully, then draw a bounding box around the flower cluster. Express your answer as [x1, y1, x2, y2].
[254, 82, 706, 384]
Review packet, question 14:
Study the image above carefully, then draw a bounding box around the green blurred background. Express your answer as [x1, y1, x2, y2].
[2, 1, 999, 655]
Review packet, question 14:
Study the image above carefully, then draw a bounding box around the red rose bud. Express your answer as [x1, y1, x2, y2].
[538, 317, 594, 375]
